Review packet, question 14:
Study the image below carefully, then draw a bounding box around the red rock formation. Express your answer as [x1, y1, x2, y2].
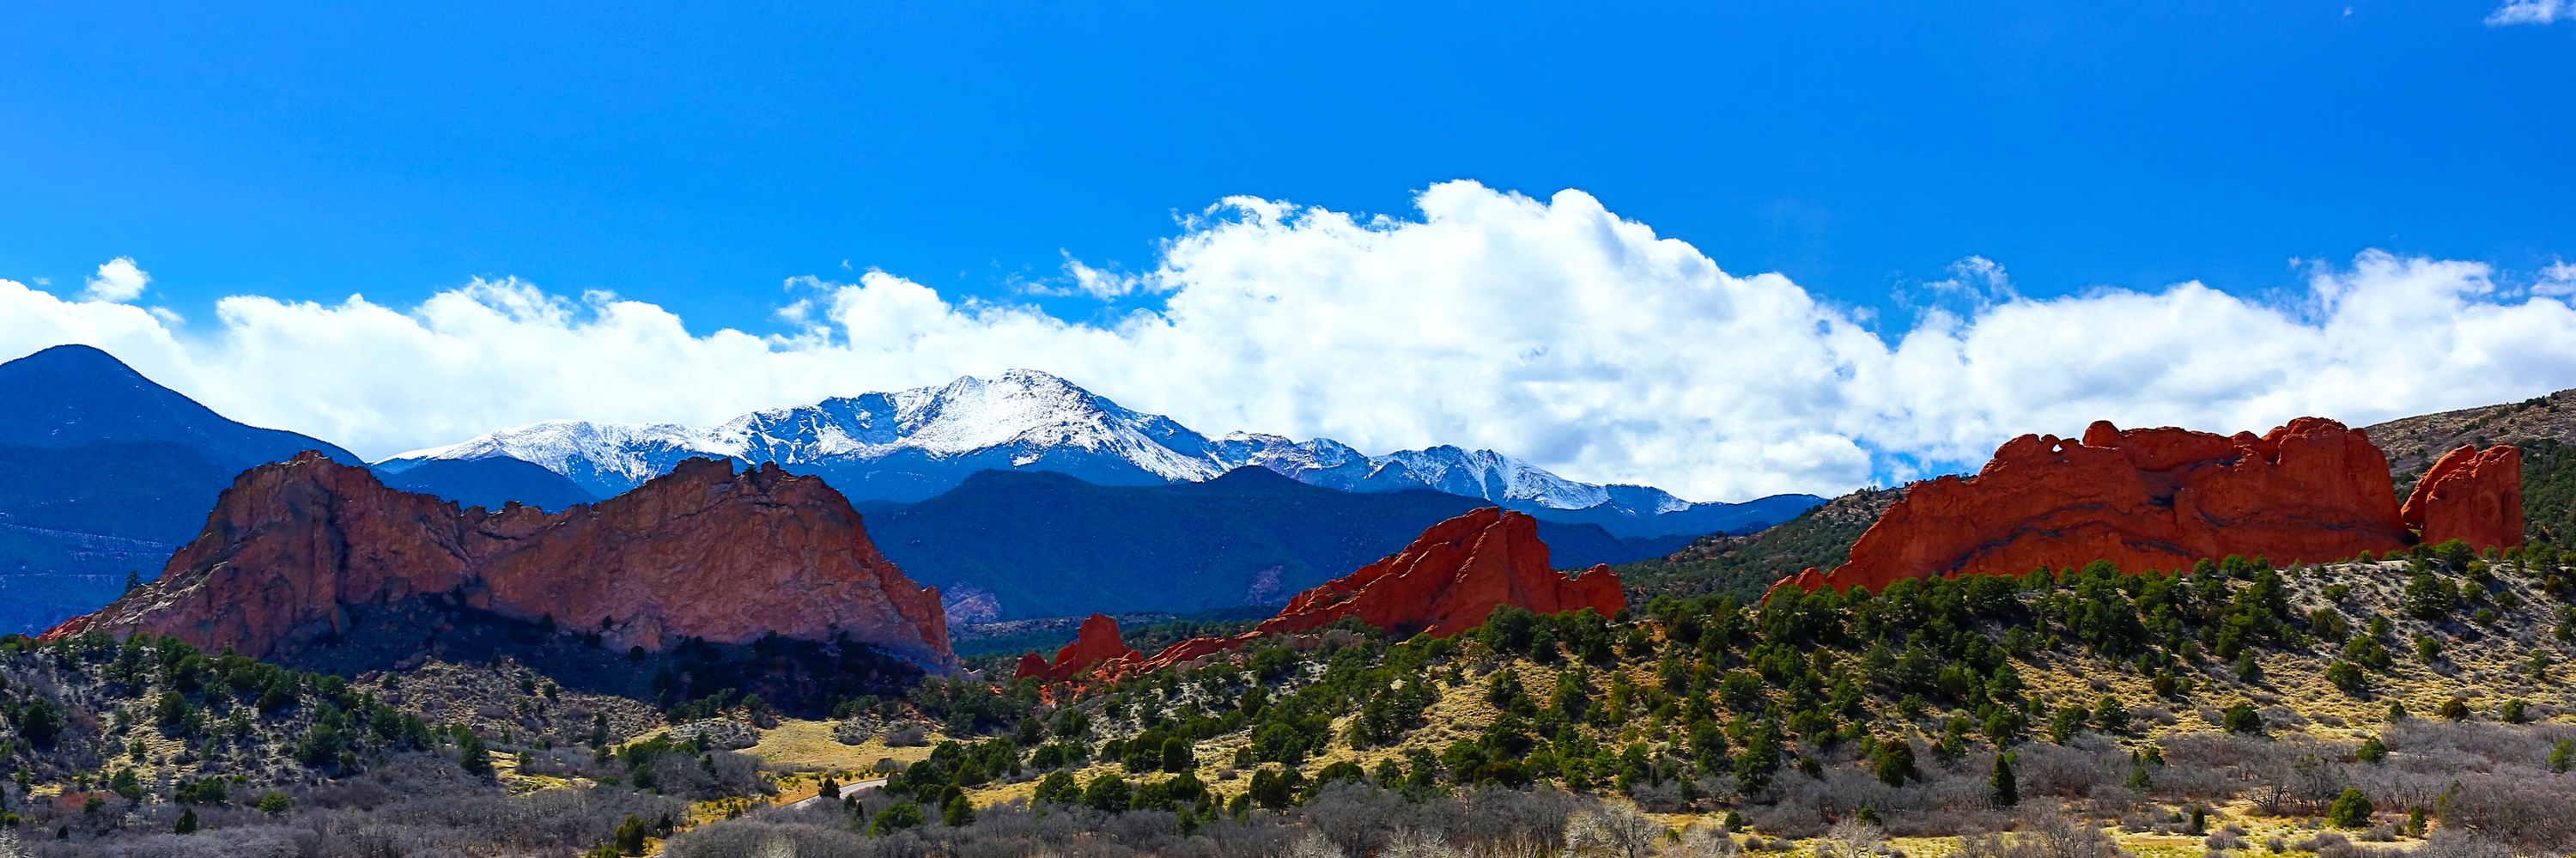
[1792, 418, 2419, 595]
[45, 453, 955, 671]
[1012, 613, 1141, 681]
[1252, 507, 1623, 639]
[2402, 445, 2524, 551]
[1034, 508, 1625, 679]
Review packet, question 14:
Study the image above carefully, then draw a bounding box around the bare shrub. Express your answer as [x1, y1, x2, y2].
[2436, 775, 2576, 854]
[1951, 807, 2128, 858]
[1629, 778, 1689, 812]
[1379, 829, 1463, 858]
[2403, 831, 2515, 858]
[1287, 831, 1346, 858]
[1563, 805, 1663, 858]
[2014, 738, 2127, 800]
[1667, 826, 1741, 858]
[1820, 818, 1890, 858]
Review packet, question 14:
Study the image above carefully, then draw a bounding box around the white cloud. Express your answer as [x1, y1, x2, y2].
[2535, 260, 2576, 296]
[2487, 0, 2567, 25]
[82, 257, 149, 302]
[8, 181, 2576, 502]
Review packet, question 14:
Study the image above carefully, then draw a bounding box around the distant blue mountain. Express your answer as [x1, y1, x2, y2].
[374, 455, 597, 513]
[848, 466, 1695, 623]
[0, 344, 363, 633]
[1510, 486, 1821, 540]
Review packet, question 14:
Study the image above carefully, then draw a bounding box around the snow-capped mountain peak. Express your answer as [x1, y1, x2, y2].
[378, 369, 1823, 535]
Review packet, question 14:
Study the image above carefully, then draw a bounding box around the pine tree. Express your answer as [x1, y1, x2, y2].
[2327, 788, 2374, 829]
[459, 730, 494, 776]
[1990, 753, 2019, 806]
[1872, 739, 1917, 787]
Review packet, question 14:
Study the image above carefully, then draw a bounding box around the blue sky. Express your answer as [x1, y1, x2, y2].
[5, 1, 2576, 499]
[7, 0, 2568, 330]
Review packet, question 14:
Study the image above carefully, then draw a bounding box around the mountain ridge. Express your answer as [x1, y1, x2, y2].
[379, 368, 1820, 539]
[847, 466, 1692, 622]
[0, 344, 365, 633]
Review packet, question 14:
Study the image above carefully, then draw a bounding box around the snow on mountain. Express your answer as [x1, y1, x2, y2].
[378, 421, 732, 500]
[719, 372, 1230, 483]
[378, 369, 1823, 534]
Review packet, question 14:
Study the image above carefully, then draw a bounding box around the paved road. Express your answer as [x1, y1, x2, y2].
[784, 777, 888, 809]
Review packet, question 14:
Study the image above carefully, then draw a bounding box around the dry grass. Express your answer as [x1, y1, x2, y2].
[744, 717, 939, 775]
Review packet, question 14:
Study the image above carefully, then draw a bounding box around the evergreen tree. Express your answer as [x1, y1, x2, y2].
[1872, 739, 1918, 787]
[2404, 570, 2457, 619]
[1990, 754, 2019, 806]
[459, 729, 494, 776]
[2327, 788, 2374, 829]
[2222, 703, 2264, 734]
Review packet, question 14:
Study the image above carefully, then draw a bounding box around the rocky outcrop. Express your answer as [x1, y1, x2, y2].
[2402, 445, 2524, 551]
[1019, 508, 1625, 681]
[1787, 418, 2421, 596]
[1251, 507, 1622, 639]
[45, 453, 955, 672]
[1012, 613, 1139, 681]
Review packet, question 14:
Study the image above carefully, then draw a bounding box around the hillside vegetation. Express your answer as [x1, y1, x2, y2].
[631, 539, 2576, 858]
[1608, 488, 1905, 605]
[0, 633, 751, 856]
[2366, 389, 2573, 488]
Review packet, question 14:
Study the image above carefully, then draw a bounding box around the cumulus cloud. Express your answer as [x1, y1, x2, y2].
[2534, 260, 2576, 296]
[81, 257, 149, 302]
[2486, 0, 2567, 25]
[7, 181, 2576, 502]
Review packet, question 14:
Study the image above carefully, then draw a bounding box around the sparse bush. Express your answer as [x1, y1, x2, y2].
[2222, 703, 2263, 734]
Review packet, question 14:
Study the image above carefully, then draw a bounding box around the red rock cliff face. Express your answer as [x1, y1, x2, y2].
[1253, 507, 1623, 639]
[1800, 418, 2415, 595]
[2402, 444, 2524, 551]
[1021, 508, 1625, 681]
[46, 453, 955, 671]
[1013, 613, 1139, 681]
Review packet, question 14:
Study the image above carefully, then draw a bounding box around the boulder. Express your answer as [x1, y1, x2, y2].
[44, 453, 955, 672]
[1796, 418, 2419, 594]
[2402, 444, 2524, 551]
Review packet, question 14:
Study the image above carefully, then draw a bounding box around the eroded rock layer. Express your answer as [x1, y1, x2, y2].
[45, 453, 955, 671]
[1251, 507, 1623, 639]
[1779, 418, 2524, 598]
[2402, 444, 2524, 551]
[1020, 507, 1623, 681]
[1807, 418, 2395, 594]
